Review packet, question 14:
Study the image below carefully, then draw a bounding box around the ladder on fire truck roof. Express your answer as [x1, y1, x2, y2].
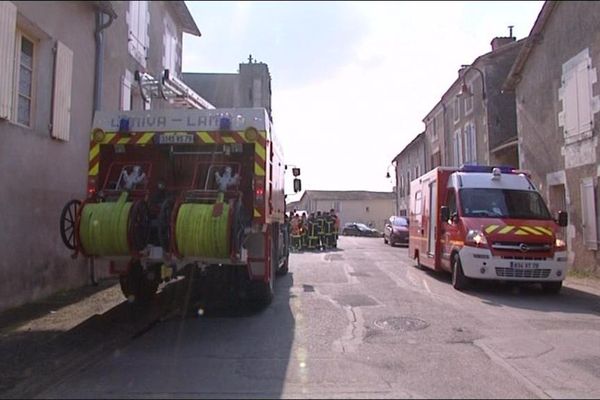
[134, 69, 215, 110]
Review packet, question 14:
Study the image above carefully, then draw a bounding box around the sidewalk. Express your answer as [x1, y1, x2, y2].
[563, 274, 600, 296]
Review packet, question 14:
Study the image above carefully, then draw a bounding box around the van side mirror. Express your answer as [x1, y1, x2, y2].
[293, 178, 302, 193]
[557, 211, 568, 227]
[440, 206, 449, 222]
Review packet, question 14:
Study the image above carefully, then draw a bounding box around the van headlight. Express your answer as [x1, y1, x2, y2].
[466, 229, 488, 247]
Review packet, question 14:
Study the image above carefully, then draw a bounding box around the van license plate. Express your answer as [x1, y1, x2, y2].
[510, 261, 539, 269]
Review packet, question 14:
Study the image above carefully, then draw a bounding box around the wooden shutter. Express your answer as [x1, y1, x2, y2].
[576, 61, 593, 134]
[138, 1, 148, 51]
[51, 41, 73, 141]
[564, 69, 578, 137]
[580, 177, 598, 250]
[0, 1, 17, 120]
[129, 0, 139, 43]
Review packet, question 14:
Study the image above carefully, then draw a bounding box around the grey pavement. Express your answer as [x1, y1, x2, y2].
[33, 236, 600, 399]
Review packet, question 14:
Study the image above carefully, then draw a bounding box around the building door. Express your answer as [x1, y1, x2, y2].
[548, 183, 566, 215]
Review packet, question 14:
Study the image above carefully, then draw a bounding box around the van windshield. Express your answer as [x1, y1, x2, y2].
[459, 188, 552, 220]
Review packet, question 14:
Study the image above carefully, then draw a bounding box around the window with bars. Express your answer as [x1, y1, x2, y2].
[453, 97, 460, 123]
[16, 33, 34, 127]
[464, 84, 473, 115]
[453, 129, 463, 166]
[463, 122, 476, 163]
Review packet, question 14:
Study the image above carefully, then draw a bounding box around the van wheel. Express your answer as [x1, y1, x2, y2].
[542, 281, 562, 294]
[452, 255, 470, 291]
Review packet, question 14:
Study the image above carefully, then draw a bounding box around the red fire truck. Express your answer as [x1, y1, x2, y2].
[408, 165, 568, 293]
[59, 107, 301, 307]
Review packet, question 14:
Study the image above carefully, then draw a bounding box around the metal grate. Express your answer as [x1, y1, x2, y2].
[495, 268, 551, 278]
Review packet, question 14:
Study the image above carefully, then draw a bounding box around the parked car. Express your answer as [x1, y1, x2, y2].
[384, 216, 409, 246]
[342, 222, 380, 237]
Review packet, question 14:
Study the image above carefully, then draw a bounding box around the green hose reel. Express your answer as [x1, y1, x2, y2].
[174, 195, 232, 258]
[78, 192, 148, 256]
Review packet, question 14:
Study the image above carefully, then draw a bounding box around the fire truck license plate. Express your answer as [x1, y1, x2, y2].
[510, 261, 539, 269]
[158, 133, 194, 144]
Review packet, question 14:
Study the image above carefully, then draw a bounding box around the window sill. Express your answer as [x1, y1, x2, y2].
[564, 129, 593, 145]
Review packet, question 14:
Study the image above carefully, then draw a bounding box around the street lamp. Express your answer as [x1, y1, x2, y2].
[457, 64, 486, 100]
[385, 164, 394, 179]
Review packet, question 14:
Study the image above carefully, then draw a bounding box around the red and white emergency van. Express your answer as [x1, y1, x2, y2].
[408, 165, 568, 293]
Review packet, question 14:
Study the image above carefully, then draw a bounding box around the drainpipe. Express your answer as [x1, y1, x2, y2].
[93, 11, 114, 113]
[90, 10, 113, 286]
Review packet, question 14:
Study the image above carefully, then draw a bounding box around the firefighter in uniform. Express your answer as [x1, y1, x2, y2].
[307, 213, 319, 250]
[324, 211, 335, 249]
[300, 212, 308, 250]
[315, 211, 326, 250]
[330, 208, 339, 248]
[290, 213, 302, 251]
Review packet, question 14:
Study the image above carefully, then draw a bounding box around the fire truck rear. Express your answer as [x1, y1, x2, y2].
[59, 108, 300, 307]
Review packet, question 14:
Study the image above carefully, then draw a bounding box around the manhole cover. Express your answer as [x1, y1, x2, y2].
[349, 272, 371, 277]
[374, 317, 429, 332]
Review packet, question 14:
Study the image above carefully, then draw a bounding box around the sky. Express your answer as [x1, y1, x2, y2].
[182, 1, 544, 203]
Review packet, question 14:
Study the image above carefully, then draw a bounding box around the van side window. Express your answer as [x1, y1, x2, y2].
[414, 190, 423, 215]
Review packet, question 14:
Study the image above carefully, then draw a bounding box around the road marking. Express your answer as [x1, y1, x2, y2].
[474, 340, 551, 399]
[422, 278, 431, 294]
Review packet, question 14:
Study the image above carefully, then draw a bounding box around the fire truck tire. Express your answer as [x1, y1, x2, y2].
[541, 281, 562, 294]
[452, 254, 470, 291]
[119, 261, 160, 304]
[277, 256, 289, 276]
[60, 199, 82, 250]
[248, 280, 273, 307]
[249, 243, 276, 306]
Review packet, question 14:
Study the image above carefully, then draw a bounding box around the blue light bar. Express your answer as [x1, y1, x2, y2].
[118, 117, 130, 133]
[219, 116, 232, 131]
[459, 165, 515, 174]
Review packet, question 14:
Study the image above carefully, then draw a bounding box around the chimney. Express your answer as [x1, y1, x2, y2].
[491, 25, 516, 51]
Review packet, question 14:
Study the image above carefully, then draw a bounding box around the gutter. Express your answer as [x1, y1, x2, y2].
[93, 11, 115, 113]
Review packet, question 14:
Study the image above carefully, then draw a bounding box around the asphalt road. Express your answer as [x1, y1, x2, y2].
[35, 236, 600, 399]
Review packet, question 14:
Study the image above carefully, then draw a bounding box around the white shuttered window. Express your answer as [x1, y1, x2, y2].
[121, 70, 133, 111]
[561, 53, 594, 139]
[51, 41, 73, 141]
[128, 0, 149, 67]
[0, 1, 17, 120]
[463, 122, 476, 163]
